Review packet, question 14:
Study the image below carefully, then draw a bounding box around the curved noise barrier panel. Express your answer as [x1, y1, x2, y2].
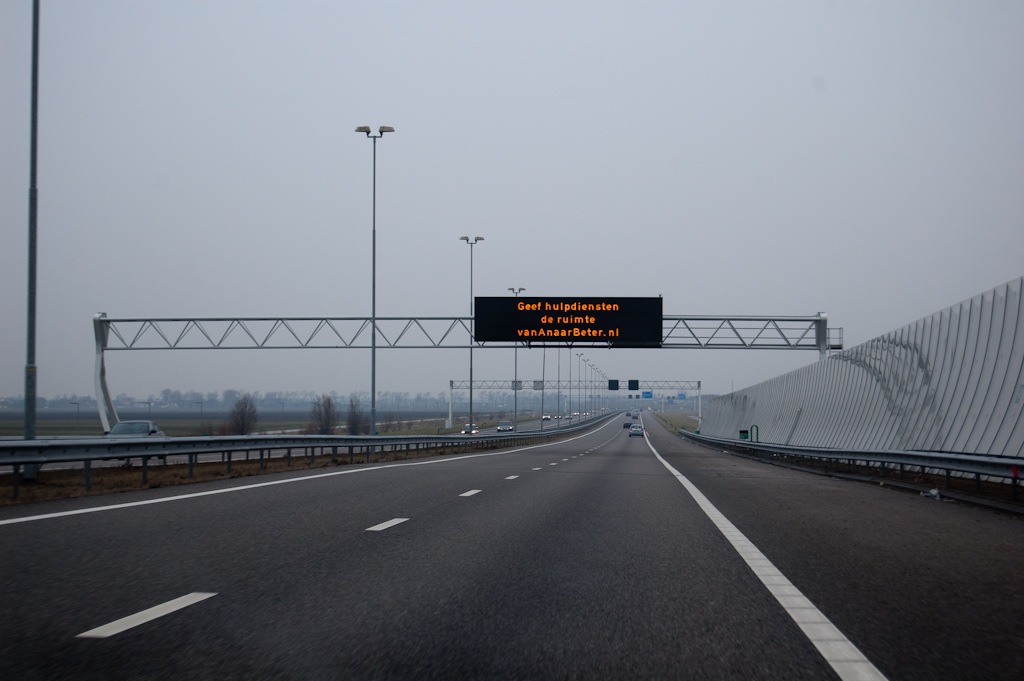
[701, 277, 1024, 457]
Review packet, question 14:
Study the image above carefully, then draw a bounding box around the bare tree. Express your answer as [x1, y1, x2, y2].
[382, 410, 395, 433]
[309, 394, 339, 435]
[347, 396, 366, 435]
[226, 393, 259, 435]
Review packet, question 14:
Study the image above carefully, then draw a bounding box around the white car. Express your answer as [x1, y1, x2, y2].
[542, 413, 551, 420]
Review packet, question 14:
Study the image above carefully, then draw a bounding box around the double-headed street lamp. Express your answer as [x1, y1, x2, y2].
[355, 125, 394, 437]
[460, 236, 484, 429]
[509, 287, 525, 430]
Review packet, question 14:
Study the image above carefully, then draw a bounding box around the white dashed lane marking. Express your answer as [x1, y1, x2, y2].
[549, 463, 557, 466]
[505, 475, 519, 480]
[460, 490, 482, 497]
[366, 518, 409, 532]
[532, 468, 542, 471]
[76, 592, 217, 639]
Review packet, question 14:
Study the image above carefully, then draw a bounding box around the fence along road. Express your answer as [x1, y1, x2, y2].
[2, 416, 1021, 679]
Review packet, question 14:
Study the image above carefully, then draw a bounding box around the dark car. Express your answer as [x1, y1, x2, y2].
[497, 421, 514, 432]
[104, 420, 164, 437]
[628, 424, 644, 437]
[461, 423, 479, 434]
[623, 420, 632, 428]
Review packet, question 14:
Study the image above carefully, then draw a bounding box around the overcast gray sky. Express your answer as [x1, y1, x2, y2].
[2, 0, 1023, 402]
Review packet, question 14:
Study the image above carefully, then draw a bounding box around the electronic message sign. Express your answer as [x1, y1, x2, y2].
[474, 297, 662, 347]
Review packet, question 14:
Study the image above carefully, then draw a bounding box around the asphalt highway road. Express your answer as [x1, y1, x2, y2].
[1, 415, 1021, 680]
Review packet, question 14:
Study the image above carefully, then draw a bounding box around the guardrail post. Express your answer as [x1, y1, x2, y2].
[142, 457, 148, 484]
[349, 446, 353, 464]
[945, 469, 951, 488]
[976, 473, 981, 491]
[310, 447, 315, 466]
[84, 460, 91, 490]
[332, 446, 337, 463]
[259, 450, 264, 470]
[12, 464, 20, 499]
[227, 450, 232, 474]
[286, 448, 291, 467]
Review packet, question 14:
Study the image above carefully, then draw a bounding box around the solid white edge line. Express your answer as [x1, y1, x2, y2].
[642, 429, 888, 681]
[1, 419, 620, 527]
[366, 517, 409, 532]
[459, 489, 482, 497]
[76, 592, 216, 639]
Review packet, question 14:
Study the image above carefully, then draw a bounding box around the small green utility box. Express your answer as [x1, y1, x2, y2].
[739, 429, 749, 440]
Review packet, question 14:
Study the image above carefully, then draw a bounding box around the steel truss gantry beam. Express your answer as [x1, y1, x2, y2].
[94, 314, 842, 352]
[448, 380, 701, 391]
[92, 313, 839, 432]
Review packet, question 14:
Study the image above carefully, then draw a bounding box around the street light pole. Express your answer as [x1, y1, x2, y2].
[556, 347, 561, 428]
[460, 236, 484, 429]
[355, 125, 394, 440]
[24, 0, 41, 443]
[508, 287, 524, 431]
[575, 353, 584, 420]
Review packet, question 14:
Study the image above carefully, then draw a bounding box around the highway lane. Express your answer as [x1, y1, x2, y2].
[1, 415, 1020, 679]
[646, 415, 1024, 681]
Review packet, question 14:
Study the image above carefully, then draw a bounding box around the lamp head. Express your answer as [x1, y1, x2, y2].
[459, 236, 470, 242]
[379, 126, 395, 134]
[355, 126, 371, 134]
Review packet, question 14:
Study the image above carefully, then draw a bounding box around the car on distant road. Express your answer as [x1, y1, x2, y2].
[542, 413, 551, 420]
[497, 421, 514, 432]
[104, 420, 164, 437]
[461, 423, 479, 434]
[628, 424, 644, 437]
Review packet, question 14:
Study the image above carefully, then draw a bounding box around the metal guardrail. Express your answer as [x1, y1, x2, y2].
[0, 415, 617, 499]
[679, 429, 1023, 500]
